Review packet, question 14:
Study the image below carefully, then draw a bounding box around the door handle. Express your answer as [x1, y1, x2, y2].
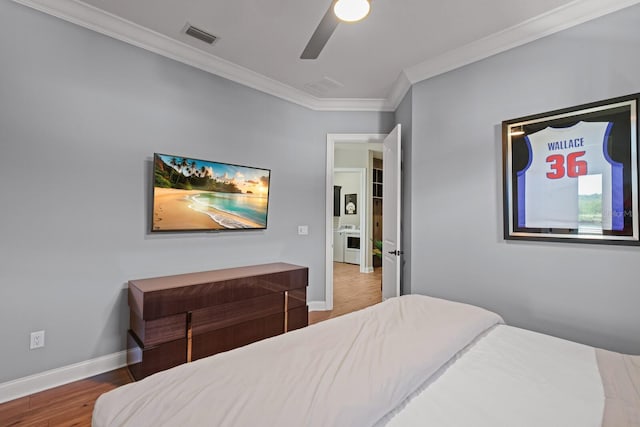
[387, 250, 404, 256]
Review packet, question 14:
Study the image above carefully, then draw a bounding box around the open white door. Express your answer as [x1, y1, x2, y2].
[382, 124, 401, 300]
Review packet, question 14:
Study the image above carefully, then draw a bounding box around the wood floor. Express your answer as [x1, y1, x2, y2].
[0, 262, 381, 426]
[309, 262, 382, 323]
[0, 368, 133, 427]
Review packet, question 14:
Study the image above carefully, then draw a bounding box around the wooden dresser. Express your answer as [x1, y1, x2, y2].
[127, 262, 308, 380]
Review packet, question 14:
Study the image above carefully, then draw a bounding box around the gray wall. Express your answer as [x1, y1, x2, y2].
[0, 1, 393, 383]
[408, 5, 640, 354]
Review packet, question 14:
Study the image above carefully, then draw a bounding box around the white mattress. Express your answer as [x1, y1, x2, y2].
[384, 324, 605, 426]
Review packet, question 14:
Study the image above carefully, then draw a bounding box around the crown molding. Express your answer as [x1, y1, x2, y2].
[310, 97, 392, 112]
[385, 72, 412, 111]
[13, 0, 640, 113]
[12, 0, 391, 112]
[404, 0, 640, 85]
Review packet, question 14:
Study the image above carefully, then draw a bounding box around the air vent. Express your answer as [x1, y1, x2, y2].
[304, 76, 344, 96]
[184, 24, 217, 45]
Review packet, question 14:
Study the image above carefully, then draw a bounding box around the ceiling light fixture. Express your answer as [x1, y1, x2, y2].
[333, 0, 370, 23]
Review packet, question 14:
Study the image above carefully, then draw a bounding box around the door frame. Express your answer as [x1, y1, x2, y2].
[325, 133, 385, 311]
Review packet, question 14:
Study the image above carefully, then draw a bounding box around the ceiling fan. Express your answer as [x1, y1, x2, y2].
[300, 0, 371, 60]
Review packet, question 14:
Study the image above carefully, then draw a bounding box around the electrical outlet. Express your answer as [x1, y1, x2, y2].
[30, 330, 45, 350]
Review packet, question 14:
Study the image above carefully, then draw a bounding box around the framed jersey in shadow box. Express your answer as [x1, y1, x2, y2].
[502, 93, 639, 245]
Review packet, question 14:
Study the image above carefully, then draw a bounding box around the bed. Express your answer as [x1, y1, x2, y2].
[92, 295, 640, 426]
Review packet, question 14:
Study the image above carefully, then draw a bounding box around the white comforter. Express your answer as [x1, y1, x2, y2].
[383, 324, 605, 426]
[93, 295, 502, 426]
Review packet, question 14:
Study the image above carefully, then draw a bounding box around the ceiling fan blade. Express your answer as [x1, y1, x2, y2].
[300, 4, 340, 60]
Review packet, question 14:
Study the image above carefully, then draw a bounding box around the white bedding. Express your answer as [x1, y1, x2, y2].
[94, 294, 638, 426]
[93, 295, 502, 427]
[383, 324, 605, 426]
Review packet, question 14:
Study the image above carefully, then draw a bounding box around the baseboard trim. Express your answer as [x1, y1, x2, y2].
[308, 301, 327, 312]
[0, 350, 127, 404]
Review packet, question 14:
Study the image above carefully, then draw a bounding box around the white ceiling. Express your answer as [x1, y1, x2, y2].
[15, 0, 640, 110]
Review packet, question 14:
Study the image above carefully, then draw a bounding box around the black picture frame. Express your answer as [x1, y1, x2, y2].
[345, 193, 357, 215]
[502, 93, 639, 245]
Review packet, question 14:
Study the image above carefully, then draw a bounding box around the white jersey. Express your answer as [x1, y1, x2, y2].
[517, 121, 623, 230]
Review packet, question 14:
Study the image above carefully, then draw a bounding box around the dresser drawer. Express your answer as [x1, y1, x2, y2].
[127, 331, 186, 380]
[191, 313, 284, 361]
[287, 305, 309, 332]
[130, 310, 186, 347]
[191, 293, 283, 336]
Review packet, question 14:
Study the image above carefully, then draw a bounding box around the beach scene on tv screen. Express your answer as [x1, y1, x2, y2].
[153, 154, 270, 231]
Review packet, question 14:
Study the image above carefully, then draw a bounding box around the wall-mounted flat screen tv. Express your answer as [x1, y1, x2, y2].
[152, 153, 270, 232]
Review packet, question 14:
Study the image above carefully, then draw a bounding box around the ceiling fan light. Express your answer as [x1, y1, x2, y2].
[333, 0, 370, 23]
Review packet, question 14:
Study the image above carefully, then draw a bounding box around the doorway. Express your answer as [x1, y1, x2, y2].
[324, 133, 385, 311]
